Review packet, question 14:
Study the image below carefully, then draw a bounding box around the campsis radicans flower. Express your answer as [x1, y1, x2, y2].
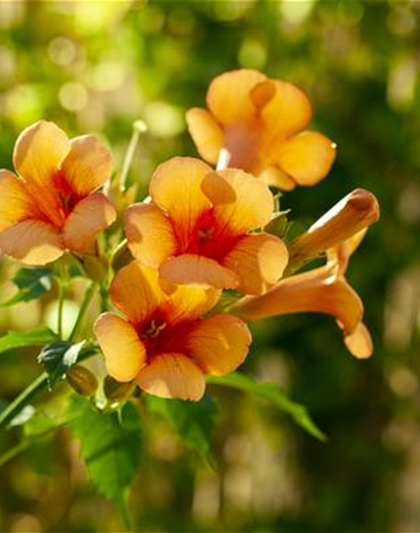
[230, 249, 371, 359]
[287, 188, 380, 271]
[230, 189, 380, 358]
[125, 156, 288, 295]
[186, 69, 336, 190]
[0, 120, 116, 265]
[94, 261, 252, 401]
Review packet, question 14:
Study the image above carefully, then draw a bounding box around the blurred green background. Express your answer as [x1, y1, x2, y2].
[0, 1, 419, 531]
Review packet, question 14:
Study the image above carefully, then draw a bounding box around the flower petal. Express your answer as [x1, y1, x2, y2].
[94, 312, 147, 382]
[202, 168, 274, 234]
[13, 121, 70, 227]
[344, 322, 373, 359]
[110, 261, 166, 325]
[345, 228, 368, 257]
[291, 189, 380, 266]
[186, 314, 251, 376]
[275, 131, 336, 186]
[260, 80, 312, 140]
[327, 228, 369, 276]
[60, 134, 113, 196]
[0, 220, 64, 265]
[223, 233, 289, 295]
[160, 254, 238, 290]
[125, 203, 177, 267]
[259, 166, 297, 191]
[207, 69, 267, 124]
[231, 265, 363, 335]
[165, 285, 221, 325]
[63, 192, 116, 254]
[250, 80, 277, 110]
[149, 157, 212, 251]
[136, 353, 205, 400]
[0, 170, 38, 231]
[186, 108, 224, 164]
[13, 120, 70, 187]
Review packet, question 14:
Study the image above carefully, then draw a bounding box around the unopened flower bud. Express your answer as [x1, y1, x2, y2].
[111, 241, 133, 272]
[67, 364, 98, 397]
[103, 375, 136, 403]
[81, 254, 109, 282]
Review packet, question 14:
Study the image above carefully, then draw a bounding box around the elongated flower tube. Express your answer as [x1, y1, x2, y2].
[186, 69, 336, 190]
[94, 261, 252, 401]
[125, 157, 288, 295]
[288, 188, 380, 270]
[230, 230, 374, 359]
[0, 121, 116, 265]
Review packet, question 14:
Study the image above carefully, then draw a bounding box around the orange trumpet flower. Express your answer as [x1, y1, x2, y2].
[94, 261, 252, 401]
[0, 120, 116, 265]
[231, 224, 378, 359]
[288, 188, 380, 271]
[125, 157, 288, 295]
[186, 69, 336, 190]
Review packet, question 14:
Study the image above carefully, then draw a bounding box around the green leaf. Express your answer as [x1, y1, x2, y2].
[38, 341, 85, 389]
[147, 394, 218, 465]
[68, 396, 142, 526]
[1, 267, 54, 307]
[0, 327, 59, 355]
[207, 373, 326, 442]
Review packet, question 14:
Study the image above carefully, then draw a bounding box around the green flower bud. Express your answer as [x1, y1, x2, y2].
[103, 375, 136, 403]
[111, 241, 134, 272]
[66, 364, 98, 397]
[81, 254, 109, 282]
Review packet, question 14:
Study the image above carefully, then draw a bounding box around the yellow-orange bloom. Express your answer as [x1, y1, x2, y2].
[125, 157, 288, 295]
[288, 188, 380, 270]
[94, 261, 252, 401]
[0, 121, 116, 265]
[186, 69, 336, 190]
[231, 230, 374, 359]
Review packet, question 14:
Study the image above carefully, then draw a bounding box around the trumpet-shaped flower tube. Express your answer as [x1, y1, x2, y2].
[125, 157, 288, 295]
[0, 121, 116, 265]
[288, 188, 380, 269]
[186, 69, 336, 190]
[231, 230, 374, 359]
[94, 261, 252, 401]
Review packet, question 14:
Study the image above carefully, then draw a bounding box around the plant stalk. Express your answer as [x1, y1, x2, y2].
[69, 282, 97, 342]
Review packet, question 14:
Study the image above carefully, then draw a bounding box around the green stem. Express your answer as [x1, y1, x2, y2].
[0, 374, 48, 432]
[0, 345, 99, 436]
[57, 283, 64, 339]
[69, 282, 97, 342]
[0, 415, 77, 467]
[99, 281, 109, 313]
[57, 262, 68, 339]
[117, 120, 147, 191]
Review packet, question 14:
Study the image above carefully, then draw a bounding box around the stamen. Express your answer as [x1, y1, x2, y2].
[198, 227, 214, 240]
[140, 319, 167, 340]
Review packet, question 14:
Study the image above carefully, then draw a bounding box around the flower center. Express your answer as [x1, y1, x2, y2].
[140, 319, 167, 340]
[198, 226, 215, 241]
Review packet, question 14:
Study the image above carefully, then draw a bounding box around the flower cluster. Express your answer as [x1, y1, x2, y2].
[0, 69, 379, 401]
